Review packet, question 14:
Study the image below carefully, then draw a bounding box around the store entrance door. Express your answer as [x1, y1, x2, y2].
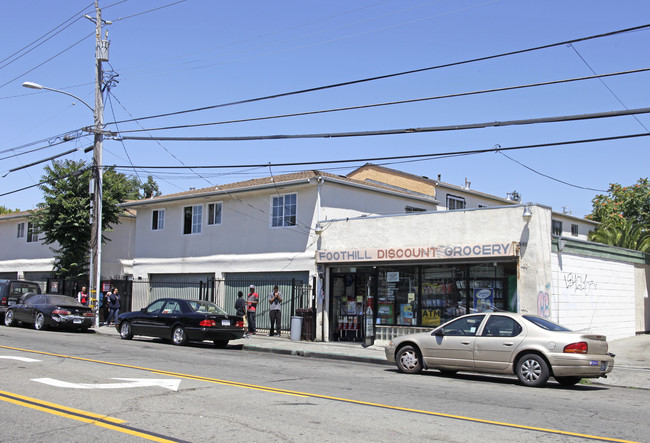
[330, 268, 375, 342]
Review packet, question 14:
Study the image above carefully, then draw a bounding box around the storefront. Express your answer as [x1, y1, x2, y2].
[318, 243, 519, 342]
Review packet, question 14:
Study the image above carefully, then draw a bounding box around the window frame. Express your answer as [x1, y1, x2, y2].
[552, 220, 563, 236]
[152, 209, 165, 231]
[182, 204, 203, 235]
[571, 224, 579, 237]
[17, 222, 25, 238]
[446, 194, 466, 210]
[26, 222, 39, 243]
[271, 193, 297, 228]
[207, 201, 223, 226]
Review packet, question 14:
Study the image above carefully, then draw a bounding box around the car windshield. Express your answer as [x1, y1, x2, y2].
[187, 300, 226, 314]
[523, 315, 572, 332]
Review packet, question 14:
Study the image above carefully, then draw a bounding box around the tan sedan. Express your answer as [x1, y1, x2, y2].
[385, 312, 614, 387]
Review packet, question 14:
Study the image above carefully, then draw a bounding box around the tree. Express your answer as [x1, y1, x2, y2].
[0, 205, 19, 215]
[587, 178, 650, 225]
[141, 175, 161, 199]
[588, 219, 650, 253]
[30, 159, 139, 278]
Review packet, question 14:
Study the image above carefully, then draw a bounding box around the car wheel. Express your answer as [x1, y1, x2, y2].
[213, 339, 229, 348]
[119, 321, 134, 340]
[516, 353, 550, 387]
[555, 376, 582, 386]
[396, 345, 423, 374]
[34, 312, 47, 330]
[5, 310, 16, 327]
[172, 326, 187, 345]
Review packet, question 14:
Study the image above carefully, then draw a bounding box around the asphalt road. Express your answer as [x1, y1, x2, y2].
[0, 326, 647, 443]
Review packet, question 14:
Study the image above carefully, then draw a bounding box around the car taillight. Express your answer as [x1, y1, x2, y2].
[564, 342, 588, 353]
[200, 319, 216, 327]
[235, 320, 244, 328]
[83, 312, 95, 317]
[1, 296, 7, 306]
[52, 309, 71, 315]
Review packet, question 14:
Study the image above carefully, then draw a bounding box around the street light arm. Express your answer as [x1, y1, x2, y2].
[22, 81, 94, 113]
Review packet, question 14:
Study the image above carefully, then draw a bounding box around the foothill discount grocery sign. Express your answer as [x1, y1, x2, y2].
[316, 242, 517, 263]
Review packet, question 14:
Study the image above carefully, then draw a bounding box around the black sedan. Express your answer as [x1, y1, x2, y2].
[4, 293, 94, 331]
[116, 298, 245, 347]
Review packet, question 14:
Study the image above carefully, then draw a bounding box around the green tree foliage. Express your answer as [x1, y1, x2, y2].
[588, 219, 650, 253]
[141, 175, 161, 199]
[587, 178, 650, 225]
[0, 205, 19, 214]
[30, 159, 142, 278]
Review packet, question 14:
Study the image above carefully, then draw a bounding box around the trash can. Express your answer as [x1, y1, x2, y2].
[296, 308, 316, 341]
[290, 316, 302, 341]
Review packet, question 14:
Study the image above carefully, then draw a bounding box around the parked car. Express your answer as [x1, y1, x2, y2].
[0, 279, 42, 320]
[116, 298, 245, 348]
[385, 312, 615, 387]
[4, 293, 94, 331]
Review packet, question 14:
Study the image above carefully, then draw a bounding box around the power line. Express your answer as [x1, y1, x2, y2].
[115, 107, 650, 142]
[108, 132, 650, 171]
[104, 23, 650, 126]
[114, 67, 650, 134]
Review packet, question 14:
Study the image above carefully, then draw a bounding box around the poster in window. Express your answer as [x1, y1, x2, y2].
[473, 288, 494, 313]
[422, 308, 441, 327]
[387, 272, 400, 282]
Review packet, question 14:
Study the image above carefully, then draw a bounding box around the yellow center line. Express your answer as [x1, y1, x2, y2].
[0, 344, 638, 443]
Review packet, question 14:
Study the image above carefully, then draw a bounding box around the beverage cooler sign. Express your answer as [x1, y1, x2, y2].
[473, 288, 494, 313]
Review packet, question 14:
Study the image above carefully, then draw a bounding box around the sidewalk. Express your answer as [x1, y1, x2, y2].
[95, 325, 649, 389]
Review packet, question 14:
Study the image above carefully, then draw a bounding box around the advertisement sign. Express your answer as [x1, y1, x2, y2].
[473, 288, 494, 313]
[422, 308, 441, 327]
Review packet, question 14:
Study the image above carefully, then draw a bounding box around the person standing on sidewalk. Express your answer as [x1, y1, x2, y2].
[235, 291, 248, 337]
[105, 288, 121, 326]
[268, 285, 283, 337]
[246, 285, 258, 335]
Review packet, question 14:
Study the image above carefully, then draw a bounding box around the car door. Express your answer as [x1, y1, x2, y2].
[422, 315, 485, 369]
[14, 294, 42, 323]
[131, 299, 166, 337]
[473, 315, 525, 370]
[150, 300, 184, 338]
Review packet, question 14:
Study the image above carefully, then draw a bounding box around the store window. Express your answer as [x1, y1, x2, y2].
[421, 265, 467, 328]
[377, 267, 419, 326]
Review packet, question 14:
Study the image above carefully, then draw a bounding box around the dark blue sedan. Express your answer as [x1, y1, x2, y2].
[116, 298, 245, 348]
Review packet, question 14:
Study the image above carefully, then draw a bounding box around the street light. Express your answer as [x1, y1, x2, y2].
[22, 82, 94, 112]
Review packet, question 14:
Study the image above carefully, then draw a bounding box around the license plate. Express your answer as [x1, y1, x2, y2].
[73, 319, 82, 324]
[221, 319, 230, 326]
[589, 360, 599, 366]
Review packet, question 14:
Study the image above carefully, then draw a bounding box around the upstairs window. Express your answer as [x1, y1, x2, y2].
[27, 222, 39, 243]
[152, 209, 165, 231]
[571, 224, 579, 237]
[272, 193, 297, 227]
[207, 202, 222, 226]
[183, 204, 202, 235]
[552, 220, 563, 236]
[446, 194, 466, 210]
[17, 222, 25, 238]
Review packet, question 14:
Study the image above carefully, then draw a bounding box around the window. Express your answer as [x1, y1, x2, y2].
[207, 202, 222, 225]
[482, 316, 522, 337]
[446, 194, 466, 210]
[571, 224, 579, 237]
[26, 222, 39, 243]
[152, 209, 165, 231]
[405, 206, 426, 213]
[183, 204, 202, 235]
[272, 193, 297, 227]
[17, 222, 25, 238]
[440, 315, 485, 336]
[552, 220, 562, 236]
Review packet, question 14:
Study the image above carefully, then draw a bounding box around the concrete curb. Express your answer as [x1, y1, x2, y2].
[241, 344, 392, 365]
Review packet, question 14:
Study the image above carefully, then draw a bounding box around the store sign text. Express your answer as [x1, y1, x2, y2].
[316, 242, 515, 263]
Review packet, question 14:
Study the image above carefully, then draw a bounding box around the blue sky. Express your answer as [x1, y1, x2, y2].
[1, 0, 649, 217]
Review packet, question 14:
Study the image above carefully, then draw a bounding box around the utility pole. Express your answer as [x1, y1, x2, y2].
[88, 0, 109, 328]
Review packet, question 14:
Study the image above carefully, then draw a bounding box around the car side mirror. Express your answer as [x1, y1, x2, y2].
[434, 329, 444, 336]
[141, 308, 147, 312]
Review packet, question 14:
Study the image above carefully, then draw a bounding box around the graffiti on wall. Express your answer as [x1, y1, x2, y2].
[563, 273, 598, 296]
[537, 283, 551, 319]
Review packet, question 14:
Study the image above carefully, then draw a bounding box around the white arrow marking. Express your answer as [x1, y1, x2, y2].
[0, 356, 41, 362]
[32, 377, 181, 391]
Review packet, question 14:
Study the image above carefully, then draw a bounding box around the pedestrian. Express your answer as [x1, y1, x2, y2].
[77, 286, 89, 306]
[101, 290, 111, 324]
[235, 290, 248, 337]
[246, 285, 258, 335]
[268, 285, 282, 337]
[105, 288, 121, 326]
